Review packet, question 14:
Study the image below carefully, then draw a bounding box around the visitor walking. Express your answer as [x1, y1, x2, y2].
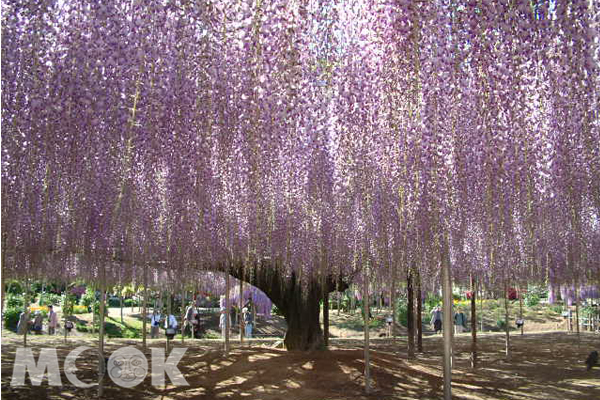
[47, 305, 58, 335]
[454, 308, 467, 334]
[32, 311, 44, 334]
[17, 310, 30, 335]
[219, 295, 231, 339]
[193, 311, 202, 338]
[165, 313, 178, 339]
[386, 315, 393, 338]
[431, 306, 443, 334]
[243, 307, 254, 338]
[184, 302, 197, 338]
[150, 310, 162, 338]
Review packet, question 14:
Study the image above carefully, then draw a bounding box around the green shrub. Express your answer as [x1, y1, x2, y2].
[272, 304, 283, 316]
[123, 298, 137, 307]
[368, 317, 385, 329]
[496, 318, 507, 330]
[424, 293, 442, 315]
[72, 305, 89, 314]
[80, 287, 97, 307]
[3, 307, 22, 330]
[61, 293, 76, 316]
[199, 331, 215, 339]
[104, 322, 122, 338]
[5, 280, 23, 294]
[395, 298, 408, 327]
[6, 293, 24, 309]
[75, 322, 88, 332]
[108, 298, 121, 308]
[526, 285, 549, 299]
[39, 293, 61, 306]
[524, 293, 540, 307]
[329, 294, 350, 311]
[581, 305, 598, 318]
[549, 304, 563, 314]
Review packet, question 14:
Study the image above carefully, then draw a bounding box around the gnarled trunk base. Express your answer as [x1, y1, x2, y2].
[229, 262, 346, 351]
[282, 279, 324, 351]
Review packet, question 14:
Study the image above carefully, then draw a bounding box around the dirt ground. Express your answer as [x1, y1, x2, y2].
[2, 331, 599, 400]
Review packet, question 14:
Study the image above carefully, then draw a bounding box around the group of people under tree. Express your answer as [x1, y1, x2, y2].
[16, 305, 60, 335]
[430, 306, 467, 335]
[219, 296, 255, 339]
[148, 295, 256, 340]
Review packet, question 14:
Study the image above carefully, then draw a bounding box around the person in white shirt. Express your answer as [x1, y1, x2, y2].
[165, 313, 178, 339]
[165, 314, 178, 329]
[47, 305, 59, 335]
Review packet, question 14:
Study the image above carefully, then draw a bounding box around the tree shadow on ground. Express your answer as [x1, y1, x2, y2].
[1, 332, 599, 400]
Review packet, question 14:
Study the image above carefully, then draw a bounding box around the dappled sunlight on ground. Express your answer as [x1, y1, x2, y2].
[1, 332, 599, 399]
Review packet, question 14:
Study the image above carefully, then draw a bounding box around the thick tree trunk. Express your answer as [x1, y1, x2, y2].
[283, 277, 324, 351]
[407, 269, 415, 359]
[228, 262, 347, 351]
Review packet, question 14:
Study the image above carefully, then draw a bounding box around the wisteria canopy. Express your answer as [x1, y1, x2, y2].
[1, 0, 599, 294]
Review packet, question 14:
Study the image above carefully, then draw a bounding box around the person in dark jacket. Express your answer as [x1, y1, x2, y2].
[431, 306, 442, 334]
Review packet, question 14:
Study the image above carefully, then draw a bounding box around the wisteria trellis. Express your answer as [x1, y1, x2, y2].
[1, 0, 599, 294]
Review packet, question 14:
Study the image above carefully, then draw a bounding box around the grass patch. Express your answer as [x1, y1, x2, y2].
[105, 316, 142, 338]
[337, 315, 385, 331]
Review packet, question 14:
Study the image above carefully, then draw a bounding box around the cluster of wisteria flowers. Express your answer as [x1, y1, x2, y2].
[1, 0, 598, 294]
